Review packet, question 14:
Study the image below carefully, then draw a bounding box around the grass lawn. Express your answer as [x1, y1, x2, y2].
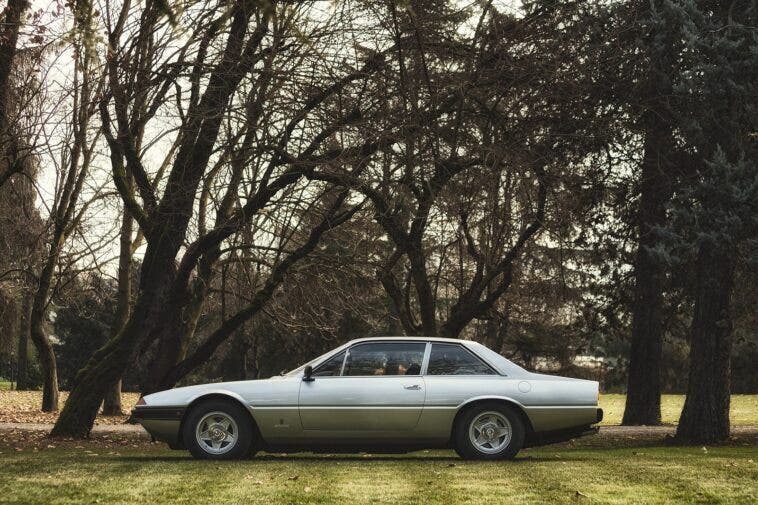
[0, 443, 756, 504]
[0, 393, 756, 504]
[599, 394, 758, 426]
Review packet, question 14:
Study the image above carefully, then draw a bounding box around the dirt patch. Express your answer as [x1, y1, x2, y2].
[0, 390, 140, 424]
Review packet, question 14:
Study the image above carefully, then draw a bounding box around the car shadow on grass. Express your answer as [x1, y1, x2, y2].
[107, 452, 599, 463]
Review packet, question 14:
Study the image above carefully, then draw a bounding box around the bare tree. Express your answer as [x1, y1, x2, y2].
[308, 1, 614, 338]
[53, 0, 395, 437]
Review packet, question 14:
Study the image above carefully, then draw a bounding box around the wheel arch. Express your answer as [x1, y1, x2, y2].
[450, 396, 535, 442]
[179, 392, 261, 448]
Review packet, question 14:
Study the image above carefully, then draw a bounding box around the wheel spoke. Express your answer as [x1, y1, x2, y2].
[468, 411, 512, 455]
[195, 411, 239, 455]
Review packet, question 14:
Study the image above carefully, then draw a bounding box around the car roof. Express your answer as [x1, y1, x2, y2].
[346, 336, 477, 346]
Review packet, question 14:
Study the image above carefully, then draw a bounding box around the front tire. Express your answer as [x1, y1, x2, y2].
[454, 402, 525, 460]
[183, 399, 253, 460]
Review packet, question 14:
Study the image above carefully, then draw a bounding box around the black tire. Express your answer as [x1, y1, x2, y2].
[454, 402, 525, 460]
[183, 399, 254, 460]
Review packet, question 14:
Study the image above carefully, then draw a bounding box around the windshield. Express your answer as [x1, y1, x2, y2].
[283, 343, 351, 376]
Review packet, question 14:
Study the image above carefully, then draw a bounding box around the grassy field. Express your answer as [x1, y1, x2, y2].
[598, 394, 758, 426]
[0, 443, 755, 504]
[0, 393, 756, 504]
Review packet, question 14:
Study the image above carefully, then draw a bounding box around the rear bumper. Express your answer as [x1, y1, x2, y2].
[522, 406, 603, 447]
[132, 406, 185, 448]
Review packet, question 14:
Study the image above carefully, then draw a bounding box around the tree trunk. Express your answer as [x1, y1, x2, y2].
[31, 322, 58, 412]
[51, 271, 172, 438]
[622, 131, 672, 426]
[15, 291, 31, 390]
[102, 180, 134, 416]
[408, 248, 437, 336]
[52, 153, 199, 436]
[675, 243, 735, 443]
[29, 248, 60, 412]
[141, 303, 199, 394]
[102, 379, 123, 416]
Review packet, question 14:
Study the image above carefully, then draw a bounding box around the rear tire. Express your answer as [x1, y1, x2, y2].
[454, 402, 525, 460]
[183, 399, 254, 460]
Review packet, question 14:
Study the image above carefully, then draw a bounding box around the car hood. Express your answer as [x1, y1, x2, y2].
[142, 375, 290, 407]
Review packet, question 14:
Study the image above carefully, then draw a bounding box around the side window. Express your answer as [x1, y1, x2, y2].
[427, 344, 497, 375]
[313, 351, 346, 377]
[343, 342, 426, 376]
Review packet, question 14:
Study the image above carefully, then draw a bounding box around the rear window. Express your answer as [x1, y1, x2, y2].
[427, 344, 497, 375]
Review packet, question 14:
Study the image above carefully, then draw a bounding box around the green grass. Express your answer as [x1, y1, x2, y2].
[0, 393, 755, 504]
[0, 444, 755, 504]
[599, 394, 758, 426]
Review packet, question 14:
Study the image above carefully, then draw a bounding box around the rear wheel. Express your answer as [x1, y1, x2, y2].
[183, 399, 254, 460]
[454, 402, 525, 460]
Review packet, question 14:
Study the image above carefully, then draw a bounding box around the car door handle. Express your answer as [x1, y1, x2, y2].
[403, 384, 422, 390]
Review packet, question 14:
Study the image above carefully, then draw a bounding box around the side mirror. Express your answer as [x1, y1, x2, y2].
[303, 365, 315, 382]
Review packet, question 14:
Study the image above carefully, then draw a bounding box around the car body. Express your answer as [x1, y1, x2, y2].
[133, 337, 603, 460]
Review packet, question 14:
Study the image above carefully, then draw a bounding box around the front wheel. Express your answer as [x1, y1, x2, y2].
[454, 403, 525, 460]
[183, 399, 254, 460]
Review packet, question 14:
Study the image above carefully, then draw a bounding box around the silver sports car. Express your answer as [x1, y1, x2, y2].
[132, 337, 603, 460]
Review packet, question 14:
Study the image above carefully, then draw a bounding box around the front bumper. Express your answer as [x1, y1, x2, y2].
[131, 406, 186, 449]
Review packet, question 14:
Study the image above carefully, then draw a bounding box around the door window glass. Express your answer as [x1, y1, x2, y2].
[427, 344, 497, 375]
[313, 351, 346, 376]
[343, 342, 426, 376]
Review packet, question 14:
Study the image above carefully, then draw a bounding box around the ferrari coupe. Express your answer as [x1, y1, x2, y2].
[132, 337, 603, 460]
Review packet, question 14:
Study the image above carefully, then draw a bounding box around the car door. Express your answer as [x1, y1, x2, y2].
[298, 341, 427, 432]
